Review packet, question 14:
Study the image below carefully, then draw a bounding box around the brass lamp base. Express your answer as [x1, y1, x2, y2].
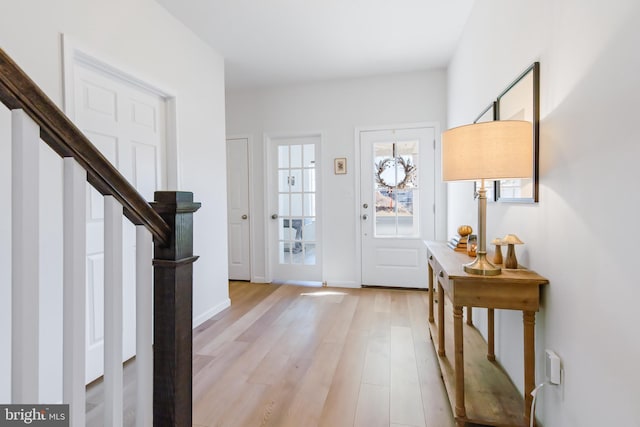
[464, 253, 501, 276]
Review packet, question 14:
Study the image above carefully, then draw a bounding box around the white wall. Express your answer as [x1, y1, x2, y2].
[226, 70, 448, 286]
[0, 0, 229, 403]
[447, 0, 640, 425]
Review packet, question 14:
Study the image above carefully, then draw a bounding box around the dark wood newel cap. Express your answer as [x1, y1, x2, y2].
[151, 191, 201, 214]
[151, 191, 201, 257]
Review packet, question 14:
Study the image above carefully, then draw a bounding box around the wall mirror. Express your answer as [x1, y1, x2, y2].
[495, 62, 540, 202]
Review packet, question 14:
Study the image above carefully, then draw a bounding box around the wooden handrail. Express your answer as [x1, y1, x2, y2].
[0, 48, 170, 245]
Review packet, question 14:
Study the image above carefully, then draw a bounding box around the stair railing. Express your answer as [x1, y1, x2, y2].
[1, 47, 198, 427]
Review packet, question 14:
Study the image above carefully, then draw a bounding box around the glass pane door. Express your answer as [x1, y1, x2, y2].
[360, 127, 435, 288]
[278, 143, 317, 265]
[270, 134, 321, 282]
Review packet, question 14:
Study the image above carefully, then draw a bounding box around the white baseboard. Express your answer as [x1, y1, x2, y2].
[325, 280, 360, 289]
[251, 275, 268, 283]
[192, 298, 231, 328]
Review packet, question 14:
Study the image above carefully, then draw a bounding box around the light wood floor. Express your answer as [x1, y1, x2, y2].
[191, 281, 454, 427]
[86, 281, 455, 426]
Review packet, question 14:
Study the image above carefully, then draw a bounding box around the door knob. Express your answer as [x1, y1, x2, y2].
[362, 214, 368, 220]
[363, 203, 369, 209]
[271, 214, 278, 220]
[241, 214, 248, 220]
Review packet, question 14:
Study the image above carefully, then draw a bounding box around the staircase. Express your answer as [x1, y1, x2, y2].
[1, 47, 198, 427]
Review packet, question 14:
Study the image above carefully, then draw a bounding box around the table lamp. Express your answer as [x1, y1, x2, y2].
[442, 121, 533, 275]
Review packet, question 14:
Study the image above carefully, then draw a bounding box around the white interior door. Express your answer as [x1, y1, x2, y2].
[360, 126, 435, 288]
[268, 135, 322, 282]
[72, 62, 165, 383]
[226, 137, 251, 280]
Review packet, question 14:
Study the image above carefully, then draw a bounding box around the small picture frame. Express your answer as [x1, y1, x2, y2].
[334, 157, 347, 174]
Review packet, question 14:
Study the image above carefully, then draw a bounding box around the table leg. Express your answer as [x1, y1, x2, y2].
[466, 306, 473, 326]
[453, 305, 466, 419]
[428, 263, 434, 323]
[487, 309, 495, 361]
[437, 283, 445, 357]
[523, 311, 536, 427]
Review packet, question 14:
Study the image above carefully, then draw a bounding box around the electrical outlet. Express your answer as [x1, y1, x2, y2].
[545, 349, 561, 385]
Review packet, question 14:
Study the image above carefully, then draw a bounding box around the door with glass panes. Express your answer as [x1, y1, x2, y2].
[269, 135, 321, 282]
[360, 126, 435, 288]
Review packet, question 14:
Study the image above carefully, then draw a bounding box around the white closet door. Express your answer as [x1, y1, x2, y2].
[226, 137, 251, 281]
[73, 62, 165, 383]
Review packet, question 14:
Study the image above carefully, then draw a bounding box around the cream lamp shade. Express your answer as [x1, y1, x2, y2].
[442, 120, 533, 181]
[441, 120, 533, 276]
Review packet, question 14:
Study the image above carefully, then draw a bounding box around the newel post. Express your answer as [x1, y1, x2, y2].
[151, 191, 201, 427]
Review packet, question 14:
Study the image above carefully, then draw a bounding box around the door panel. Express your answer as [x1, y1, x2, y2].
[74, 62, 165, 383]
[132, 142, 158, 201]
[360, 127, 435, 288]
[269, 135, 321, 282]
[87, 255, 104, 351]
[226, 138, 251, 280]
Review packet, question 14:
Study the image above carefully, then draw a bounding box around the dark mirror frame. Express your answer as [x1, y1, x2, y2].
[495, 62, 540, 203]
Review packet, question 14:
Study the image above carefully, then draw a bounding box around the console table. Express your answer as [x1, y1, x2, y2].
[424, 241, 549, 427]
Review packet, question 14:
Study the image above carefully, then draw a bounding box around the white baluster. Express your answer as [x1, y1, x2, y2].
[11, 109, 39, 403]
[63, 158, 86, 426]
[104, 195, 123, 427]
[136, 226, 153, 427]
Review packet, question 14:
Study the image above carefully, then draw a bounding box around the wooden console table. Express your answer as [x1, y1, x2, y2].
[424, 241, 549, 427]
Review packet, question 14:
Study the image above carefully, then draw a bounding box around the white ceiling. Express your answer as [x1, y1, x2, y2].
[156, 0, 476, 90]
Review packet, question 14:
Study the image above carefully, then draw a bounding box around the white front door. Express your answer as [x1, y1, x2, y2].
[226, 137, 251, 281]
[360, 126, 435, 288]
[72, 62, 165, 383]
[267, 134, 322, 283]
